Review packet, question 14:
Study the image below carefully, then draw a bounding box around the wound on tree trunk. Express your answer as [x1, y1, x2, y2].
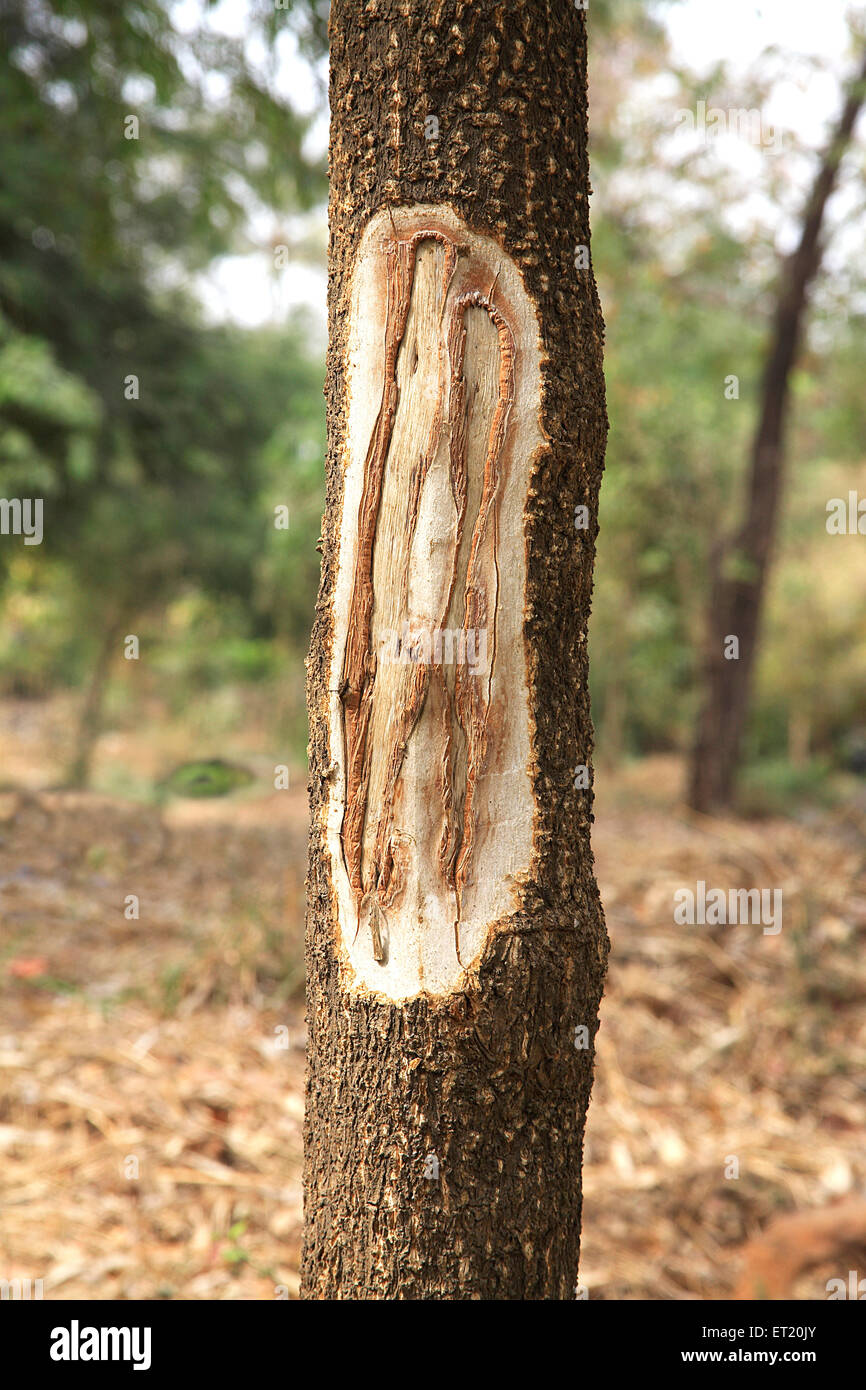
[329, 206, 541, 998]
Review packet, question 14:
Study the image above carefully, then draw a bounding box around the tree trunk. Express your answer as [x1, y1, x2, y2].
[688, 51, 866, 814]
[67, 613, 125, 789]
[303, 0, 608, 1300]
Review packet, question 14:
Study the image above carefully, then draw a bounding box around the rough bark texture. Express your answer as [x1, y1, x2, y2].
[303, 0, 608, 1300]
[688, 51, 866, 814]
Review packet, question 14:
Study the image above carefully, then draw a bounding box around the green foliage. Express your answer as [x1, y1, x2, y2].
[157, 759, 255, 800]
[1, 0, 864, 802]
[736, 757, 844, 818]
[0, 0, 327, 771]
[587, 13, 866, 780]
[590, 213, 762, 752]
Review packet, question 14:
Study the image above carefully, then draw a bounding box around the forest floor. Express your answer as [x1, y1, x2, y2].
[1, 697, 865, 1300]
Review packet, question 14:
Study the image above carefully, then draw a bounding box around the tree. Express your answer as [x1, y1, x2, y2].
[303, 0, 608, 1300]
[0, 0, 330, 782]
[688, 47, 866, 813]
[0, 0, 324, 470]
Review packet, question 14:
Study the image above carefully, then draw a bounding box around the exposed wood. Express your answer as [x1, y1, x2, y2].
[327, 206, 541, 999]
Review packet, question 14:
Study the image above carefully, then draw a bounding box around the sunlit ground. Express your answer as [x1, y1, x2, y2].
[1, 700, 863, 1299]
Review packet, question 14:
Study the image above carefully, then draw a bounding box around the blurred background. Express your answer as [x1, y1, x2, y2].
[0, 0, 864, 1300]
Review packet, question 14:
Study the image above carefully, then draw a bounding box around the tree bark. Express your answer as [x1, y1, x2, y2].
[303, 0, 608, 1300]
[688, 50, 866, 814]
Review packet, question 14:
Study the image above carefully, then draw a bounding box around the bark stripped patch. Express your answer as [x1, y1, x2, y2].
[325, 205, 543, 1000]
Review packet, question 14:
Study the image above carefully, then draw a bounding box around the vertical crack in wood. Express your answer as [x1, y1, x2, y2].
[441, 291, 515, 961]
[341, 230, 457, 925]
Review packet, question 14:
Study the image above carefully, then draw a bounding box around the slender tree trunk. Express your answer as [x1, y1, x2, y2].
[688, 51, 866, 814]
[303, 0, 608, 1300]
[67, 612, 125, 789]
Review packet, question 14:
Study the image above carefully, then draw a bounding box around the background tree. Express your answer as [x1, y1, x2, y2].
[0, 0, 328, 783]
[688, 46, 866, 813]
[586, 12, 866, 808]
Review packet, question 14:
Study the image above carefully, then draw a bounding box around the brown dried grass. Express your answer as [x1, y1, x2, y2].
[0, 741, 864, 1300]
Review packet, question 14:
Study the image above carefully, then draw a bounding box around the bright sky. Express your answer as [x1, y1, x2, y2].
[189, 0, 864, 333]
[665, 0, 856, 142]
